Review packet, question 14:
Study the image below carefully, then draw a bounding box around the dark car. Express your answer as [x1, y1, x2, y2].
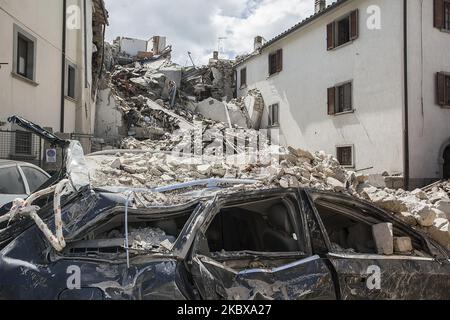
[0, 116, 449, 300]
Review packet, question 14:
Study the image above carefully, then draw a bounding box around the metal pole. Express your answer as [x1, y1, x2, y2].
[124, 192, 133, 269]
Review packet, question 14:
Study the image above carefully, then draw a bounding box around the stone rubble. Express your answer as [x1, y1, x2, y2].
[92, 41, 450, 252]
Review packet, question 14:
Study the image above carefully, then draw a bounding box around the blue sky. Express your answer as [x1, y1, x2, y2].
[105, 0, 335, 65]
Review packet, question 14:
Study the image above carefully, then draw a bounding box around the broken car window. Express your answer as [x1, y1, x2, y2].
[313, 197, 431, 257]
[63, 209, 193, 257]
[204, 198, 305, 254]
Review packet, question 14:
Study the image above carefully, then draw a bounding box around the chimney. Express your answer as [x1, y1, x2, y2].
[315, 0, 326, 14]
[153, 36, 160, 55]
[213, 51, 219, 60]
[254, 36, 263, 51]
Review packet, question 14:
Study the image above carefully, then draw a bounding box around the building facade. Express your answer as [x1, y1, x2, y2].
[235, 0, 450, 189]
[0, 0, 108, 159]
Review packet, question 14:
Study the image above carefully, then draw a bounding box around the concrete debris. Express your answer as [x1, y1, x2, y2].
[92, 38, 450, 252]
[429, 219, 450, 250]
[394, 237, 413, 254]
[372, 223, 394, 255]
[129, 227, 175, 251]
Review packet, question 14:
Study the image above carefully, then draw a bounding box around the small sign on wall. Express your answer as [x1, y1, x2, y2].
[46, 149, 57, 163]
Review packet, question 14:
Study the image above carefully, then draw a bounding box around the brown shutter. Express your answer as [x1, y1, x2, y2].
[240, 68, 246, 86]
[327, 22, 335, 50]
[350, 9, 359, 40]
[276, 49, 283, 72]
[328, 87, 336, 115]
[437, 72, 446, 106]
[434, 0, 444, 29]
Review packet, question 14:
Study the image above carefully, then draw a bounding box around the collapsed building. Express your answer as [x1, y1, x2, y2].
[91, 37, 450, 252]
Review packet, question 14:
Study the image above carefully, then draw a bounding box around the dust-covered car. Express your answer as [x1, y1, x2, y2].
[0, 160, 50, 208]
[0, 116, 449, 300]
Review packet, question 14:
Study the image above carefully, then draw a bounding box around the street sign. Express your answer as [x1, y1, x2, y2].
[46, 148, 57, 163]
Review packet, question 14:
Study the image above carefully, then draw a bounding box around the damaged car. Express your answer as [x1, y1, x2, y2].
[0, 116, 449, 300]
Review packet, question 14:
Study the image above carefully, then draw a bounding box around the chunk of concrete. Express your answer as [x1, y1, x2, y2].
[372, 223, 394, 255]
[413, 204, 437, 227]
[411, 189, 428, 200]
[435, 200, 450, 219]
[326, 177, 346, 192]
[394, 237, 413, 254]
[110, 158, 122, 169]
[429, 219, 450, 251]
[195, 98, 248, 128]
[397, 212, 418, 226]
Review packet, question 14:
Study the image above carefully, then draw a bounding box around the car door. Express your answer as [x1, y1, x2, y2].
[0, 165, 28, 207]
[303, 190, 450, 300]
[187, 190, 337, 300]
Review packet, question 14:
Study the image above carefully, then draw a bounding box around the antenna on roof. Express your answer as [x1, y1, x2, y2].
[187, 51, 196, 68]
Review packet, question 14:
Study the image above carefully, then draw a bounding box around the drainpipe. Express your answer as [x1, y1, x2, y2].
[60, 0, 67, 133]
[403, 0, 410, 190]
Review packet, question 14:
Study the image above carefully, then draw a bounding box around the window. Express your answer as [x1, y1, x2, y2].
[268, 49, 282, 76]
[328, 82, 353, 115]
[337, 16, 350, 46]
[204, 199, 304, 255]
[311, 195, 432, 257]
[268, 103, 280, 127]
[437, 72, 450, 106]
[21, 166, 48, 193]
[336, 146, 353, 167]
[434, 0, 450, 31]
[66, 63, 76, 99]
[327, 10, 359, 50]
[64, 208, 193, 258]
[13, 26, 36, 81]
[0, 167, 26, 195]
[240, 67, 247, 88]
[15, 131, 32, 155]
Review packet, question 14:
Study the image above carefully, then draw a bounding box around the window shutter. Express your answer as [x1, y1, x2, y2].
[434, 0, 444, 29]
[240, 68, 246, 86]
[276, 49, 283, 72]
[327, 22, 335, 50]
[328, 87, 336, 115]
[437, 72, 446, 106]
[350, 9, 359, 40]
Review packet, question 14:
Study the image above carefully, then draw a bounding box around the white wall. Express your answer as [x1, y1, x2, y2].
[0, 0, 66, 132]
[237, 0, 405, 175]
[0, 0, 99, 141]
[119, 37, 147, 57]
[407, 0, 450, 187]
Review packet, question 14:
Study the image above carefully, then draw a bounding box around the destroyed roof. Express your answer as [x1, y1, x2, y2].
[234, 0, 351, 67]
[93, 0, 109, 26]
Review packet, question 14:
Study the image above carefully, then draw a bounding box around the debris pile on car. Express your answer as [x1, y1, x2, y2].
[93, 45, 450, 251]
[89, 144, 450, 249]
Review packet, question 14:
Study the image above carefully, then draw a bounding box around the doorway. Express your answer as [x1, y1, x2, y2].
[444, 146, 450, 179]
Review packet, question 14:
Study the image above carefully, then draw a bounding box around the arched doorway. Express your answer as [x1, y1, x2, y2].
[444, 146, 450, 179]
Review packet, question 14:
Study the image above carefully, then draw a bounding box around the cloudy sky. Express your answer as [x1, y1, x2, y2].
[104, 0, 336, 66]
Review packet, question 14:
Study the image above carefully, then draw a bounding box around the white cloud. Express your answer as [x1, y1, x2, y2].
[104, 0, 335, 65]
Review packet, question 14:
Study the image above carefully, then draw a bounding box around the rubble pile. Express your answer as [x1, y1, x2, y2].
[91, 146, 450, 249]
[181, 59, 234, 102]
[357, 181, 450, 250]
[94, 41, 450, 251]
